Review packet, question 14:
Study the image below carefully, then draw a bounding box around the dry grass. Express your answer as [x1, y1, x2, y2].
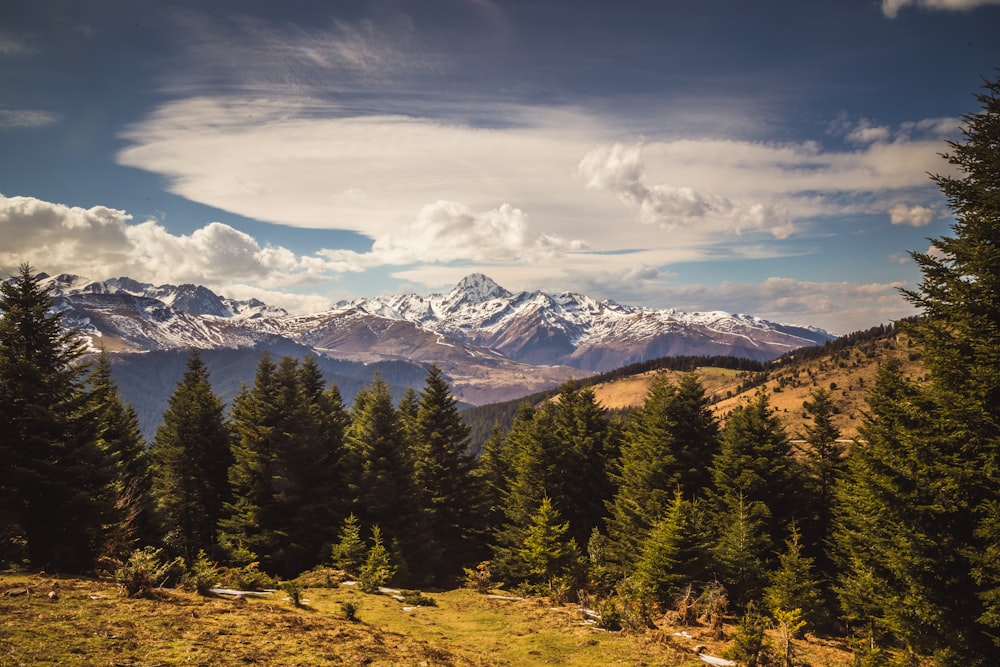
[591, 336, 923, 441]
[0, 572, 854, 666]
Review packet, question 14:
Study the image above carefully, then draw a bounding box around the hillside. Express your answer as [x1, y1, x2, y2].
[463, 322, 921, 450]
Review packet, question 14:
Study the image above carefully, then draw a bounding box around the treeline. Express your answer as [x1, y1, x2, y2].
[462, 354, 765, 454]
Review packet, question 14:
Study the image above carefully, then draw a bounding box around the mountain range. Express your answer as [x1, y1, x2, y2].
[35, 271, 834, 434]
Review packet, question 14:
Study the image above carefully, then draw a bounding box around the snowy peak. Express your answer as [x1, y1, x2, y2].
[445, 273, 512, 308]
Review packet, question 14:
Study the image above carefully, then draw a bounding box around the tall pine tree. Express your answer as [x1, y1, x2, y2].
[836, 73, 1000, 664]
[150, 349, 231, 563]
[0, 264, 114, 571]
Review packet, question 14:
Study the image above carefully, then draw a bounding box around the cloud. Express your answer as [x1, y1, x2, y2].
[882, 0, 1000, 18]
[653, 277, 917, 334]
[0, 194, 353, 313]
[845, 119, 891, 145]
[578, 142, 792, 238]
[889, 202, 936, 226]
[370, 200, 586, 264]
[0, 109, 60, 129]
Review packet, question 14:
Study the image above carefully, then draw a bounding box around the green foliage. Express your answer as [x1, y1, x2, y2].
[331, 513, 367, 574]
[359, 525, 396, 593]
[217, 561, 275, 591]
[220, 354, 348, 578]
[516, 497, 584, 592]
[187, 549, 220, 595]
[0, 264, 116, 571]
[282, 580, 305, 607]
[150, 349, 231, 564]
[764, 525, 824, 631]
[725, 603, 773, 667]
[410, 365, 476, 582]
[462, 561, 493, 593]
[115, 546, 183, 598]
[712, 490, 770, 607]
[400, 590, 437, 606]
[631, 489, 698, 608]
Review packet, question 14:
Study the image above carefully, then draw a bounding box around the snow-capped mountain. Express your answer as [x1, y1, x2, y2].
[344, 273, 834, 369]
[36, 272, 834, 405]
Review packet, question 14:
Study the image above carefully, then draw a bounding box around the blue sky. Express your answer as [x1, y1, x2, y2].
[2, 0, 999, 333]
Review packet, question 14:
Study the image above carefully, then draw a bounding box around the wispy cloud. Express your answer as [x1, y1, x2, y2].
[0, 109, 60, 129]
[882, 0, 1000, 18]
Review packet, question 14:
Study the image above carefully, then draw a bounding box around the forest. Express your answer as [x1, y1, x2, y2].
[2, 76, 999, 667]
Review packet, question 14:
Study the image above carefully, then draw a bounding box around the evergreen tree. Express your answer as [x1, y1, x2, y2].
[344, 374, 425, 582]
[150, 349, 231, 563]
[632, 489, 700, 608]
[835, 74, 1000, 664]
[712, 490, 770, 607]
[331, 513, 367, 574]
[606, 372, 718, 573]
[411, 365, 476, 582]
[0, 264, 114, 571]
[88, 351, 154, 558]
[517, 497, 584, 592]
[764, 525, 824, 632]
[471, 422, 511, 542]
[548, 380, 617, 550]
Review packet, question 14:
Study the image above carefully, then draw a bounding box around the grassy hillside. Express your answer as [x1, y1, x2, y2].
[0, 571, 852, 666]
[463, 322, 922, 449]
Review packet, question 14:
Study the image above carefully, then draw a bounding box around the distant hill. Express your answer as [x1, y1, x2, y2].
[461, 321, 921, 454]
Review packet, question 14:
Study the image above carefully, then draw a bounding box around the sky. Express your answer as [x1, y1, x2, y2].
[2, 0, 999, 334]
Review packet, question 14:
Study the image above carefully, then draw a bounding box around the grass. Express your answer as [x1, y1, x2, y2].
[1, 571, 852, 666]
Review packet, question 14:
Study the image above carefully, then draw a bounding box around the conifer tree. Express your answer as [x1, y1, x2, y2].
[344, 374, 425, 582]
[331, 513, 367, 574]
[835, 74, 1000, 664]
[471, 422, 511, 541]
[88, 351, 154, 557]
[606, 372, 718, 572]
[712, 490, 770, 607]
[150, 349, 231, 563]
[517, 497, 584, 592]
[0, 264, 114, 571]
[632, 489, 700, 608]
[764, 525, 823, 631]
[411, 365, 476, 582]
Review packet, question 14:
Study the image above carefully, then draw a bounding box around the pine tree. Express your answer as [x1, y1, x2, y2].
[88, 351, 154, 558]
[835, 74, 1000, 664]
[0, 264, 114, 571]
[331, 513, 367, 574]
[150, 349, 231, 564]
[606, 372, 718, 573]
[343, 374, 425, 583]
[632, 489, 700, 608]
[764, 525, 824, 631]
[517, 497, 584, 592]
[471, 422, 511, 542]
[411, 365, 475, 582]
[712, 490, 770, 607]
[797, 387, 844, 625]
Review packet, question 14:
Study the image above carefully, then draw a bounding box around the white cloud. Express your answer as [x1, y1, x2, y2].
[0, 194, 354, 313]
[883, 0, 1000, 17]
[578, 142, 792, 238]
[845, 119, 891, 145]
[889, 202, 936, 226]
[0, 109, 60, 129]
[653, 277, 917, 334]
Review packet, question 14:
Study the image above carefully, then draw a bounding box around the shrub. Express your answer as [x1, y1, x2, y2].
[219, 562, 275, 591]
[282, 580, 305, 607]
[462, 561, 493, 593]
[115, 547, 183, 598]
[341, 601, 360, 622]
[400, 590, 437, 607]
[185, 550, 220, 595]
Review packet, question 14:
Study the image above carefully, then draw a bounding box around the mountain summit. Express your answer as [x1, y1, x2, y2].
[445, 273, 512, 308]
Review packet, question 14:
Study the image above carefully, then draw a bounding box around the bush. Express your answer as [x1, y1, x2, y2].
[185, 550, 220, 595]
[282, 580, 305, 607]
[219, 562, 275, 591]
[462, 561, 493, 593]
[400, 590, 437, 607]
[341, 600, 360, 622]
[726, 603, 773, 667]
[115, 547, 183, 598]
